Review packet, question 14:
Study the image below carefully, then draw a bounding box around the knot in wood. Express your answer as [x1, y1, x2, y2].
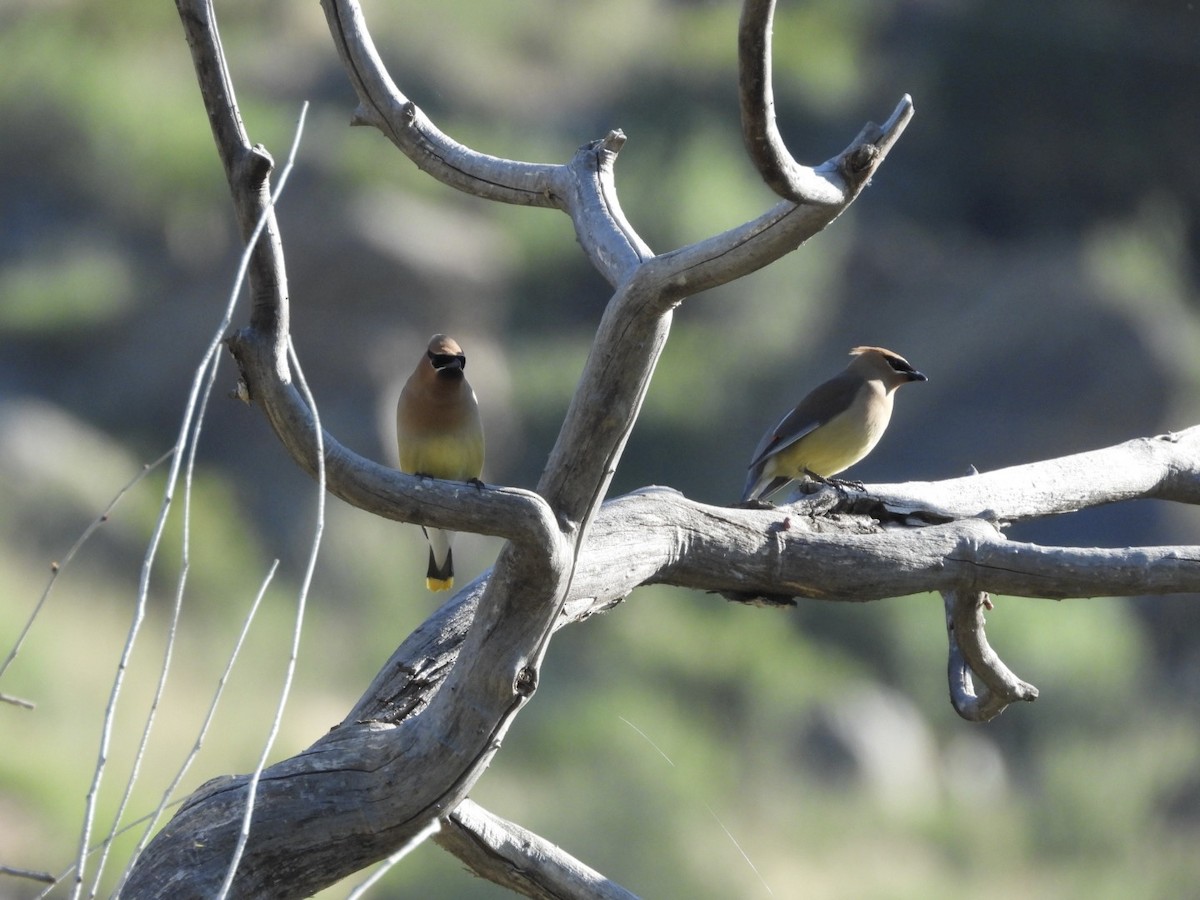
[514, 665, 538, 697]
[846, 142, 879, 174]
[236, 145, 274, 189]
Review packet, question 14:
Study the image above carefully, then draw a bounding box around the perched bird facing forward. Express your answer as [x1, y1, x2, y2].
[397, 334, 485, 591]
[741, 346, 926, 503]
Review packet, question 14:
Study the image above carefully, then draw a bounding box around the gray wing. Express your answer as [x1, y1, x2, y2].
[746, 372, 861, 471]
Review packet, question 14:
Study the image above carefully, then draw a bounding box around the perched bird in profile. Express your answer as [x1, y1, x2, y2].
[741, 346, 926, 503]
[396, 334, 485, 591]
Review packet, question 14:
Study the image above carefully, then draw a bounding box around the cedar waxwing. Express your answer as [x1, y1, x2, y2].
[742, 346, 926, 503]
[397, 334, 485, 591]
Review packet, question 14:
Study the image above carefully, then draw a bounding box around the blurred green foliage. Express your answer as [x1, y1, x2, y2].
[3, 0, 1200, 897]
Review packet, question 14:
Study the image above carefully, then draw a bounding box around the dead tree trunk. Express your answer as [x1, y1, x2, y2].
[124, 0, 1200, 896]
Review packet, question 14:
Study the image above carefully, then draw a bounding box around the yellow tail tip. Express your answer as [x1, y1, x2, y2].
[426, 576, 453, 592]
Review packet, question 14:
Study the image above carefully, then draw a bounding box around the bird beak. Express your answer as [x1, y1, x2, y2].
[428, 351, 467, 377]
[908, 370, 928, 383]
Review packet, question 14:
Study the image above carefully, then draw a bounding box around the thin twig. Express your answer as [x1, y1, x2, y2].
[619, 717, 773, 897]
[216, 333, 324, 899]
[70, 98, 309, 900]
[344, 819, 442, 900]
[37, 797, 189, 899]
[112, 560, 280, 895]
[89, 347, 219, 898]
[0, 449, 174, 684]
[2, 865, 57, 885]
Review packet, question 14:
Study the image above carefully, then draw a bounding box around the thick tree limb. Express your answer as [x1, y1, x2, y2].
[338, 442, 1200, 725]
[148, 2, 577, 896]
[134, 0, 1198, 893]
[865, 427, 1200, 521]
[663, 505, 1200, 602]
[171, 446, 1200, 729]
[125, 426, 1200, 895]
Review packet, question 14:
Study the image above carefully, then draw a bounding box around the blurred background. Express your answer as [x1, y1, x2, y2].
[3, 0, 1200, 896]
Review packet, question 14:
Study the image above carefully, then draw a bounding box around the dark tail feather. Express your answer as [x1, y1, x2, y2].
[426, 545, 454, 592]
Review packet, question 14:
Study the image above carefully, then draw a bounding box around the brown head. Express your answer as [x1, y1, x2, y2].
[417, 334, 468, 384]
[847, 346, 927, 392]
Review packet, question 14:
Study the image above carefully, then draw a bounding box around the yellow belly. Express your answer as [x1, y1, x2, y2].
[765, 411, 885, 479]
[399, 434, 484, 481]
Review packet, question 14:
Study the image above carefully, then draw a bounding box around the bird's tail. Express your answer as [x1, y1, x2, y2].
[423, 527, 454, 591]
[742, 472, 790, 504]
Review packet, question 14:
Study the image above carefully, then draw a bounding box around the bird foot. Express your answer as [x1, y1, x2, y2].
[803, 469, 865, 492]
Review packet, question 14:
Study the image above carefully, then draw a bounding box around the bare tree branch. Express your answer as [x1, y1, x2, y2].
[175, 0, 289, 345]
[865, 426, 1200, 522]
[311, 0, 916, 541]
[124, 423, 1200, 895]
[0, 865, 56, 886]
[126, 0, 1200, 893]
[943, 590, 1039, 723]
[143, 3, 573, 896]
[435, 800, 641, 900]
[227, 445, 1200, 743]
[647, 496, 1200, 603]
[338, 432, 1200, 727]
[739, 0, 914, 204]
[321, 0, 562, 205]
[228, 325, 559, 546]
[320, 0, 651, 286]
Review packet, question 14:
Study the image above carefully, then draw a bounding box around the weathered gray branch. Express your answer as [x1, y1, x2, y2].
[434, 800, 641, 900]
[174, 0, 289, 348]
[139, 2, 577, 896]
[738, 0, 913, 204]
[228, 328, 557, 547]
[170, 438, 1200, 715]
[315, 0, 915, 540]
[129, 0, 1200, 893]
[866, 427, 1200, 521]
[321, 0, 558, 204]
[125, 425, 1200, 896]
[943, 590, 1039, 723]
[320, 0, 650, 286]
[334, 437, 1200, 727]
[122, 451, 1200, 889]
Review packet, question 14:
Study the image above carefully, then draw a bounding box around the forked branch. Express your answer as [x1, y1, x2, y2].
[739, 0, 913, 203]
[321, 0, 649, 286]
[132, 0, 923, 895]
